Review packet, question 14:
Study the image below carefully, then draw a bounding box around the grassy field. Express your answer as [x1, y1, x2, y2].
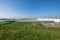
[0, 22, 60, 40]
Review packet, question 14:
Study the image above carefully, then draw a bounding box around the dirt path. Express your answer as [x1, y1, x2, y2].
[43, 23, 60, 27]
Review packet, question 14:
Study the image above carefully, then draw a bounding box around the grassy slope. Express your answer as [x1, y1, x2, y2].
[0, 22, 60, 40]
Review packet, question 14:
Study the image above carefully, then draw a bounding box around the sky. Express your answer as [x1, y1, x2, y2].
[0, 0, 60, 18]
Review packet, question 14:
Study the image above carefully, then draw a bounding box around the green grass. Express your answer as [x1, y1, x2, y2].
[0, 22, 60, 40]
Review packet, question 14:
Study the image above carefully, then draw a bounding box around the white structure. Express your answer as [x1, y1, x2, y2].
[37, 18, 60, 23]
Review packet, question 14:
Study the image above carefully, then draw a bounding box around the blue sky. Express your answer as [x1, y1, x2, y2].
[0, 0, 60, 18]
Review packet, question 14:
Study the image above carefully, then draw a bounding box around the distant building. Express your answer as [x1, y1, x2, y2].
[37, 18, 60, 23]
[0, 18, 60, 23]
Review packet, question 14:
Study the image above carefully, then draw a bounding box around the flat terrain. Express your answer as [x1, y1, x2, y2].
[0, 22, 60, 40]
